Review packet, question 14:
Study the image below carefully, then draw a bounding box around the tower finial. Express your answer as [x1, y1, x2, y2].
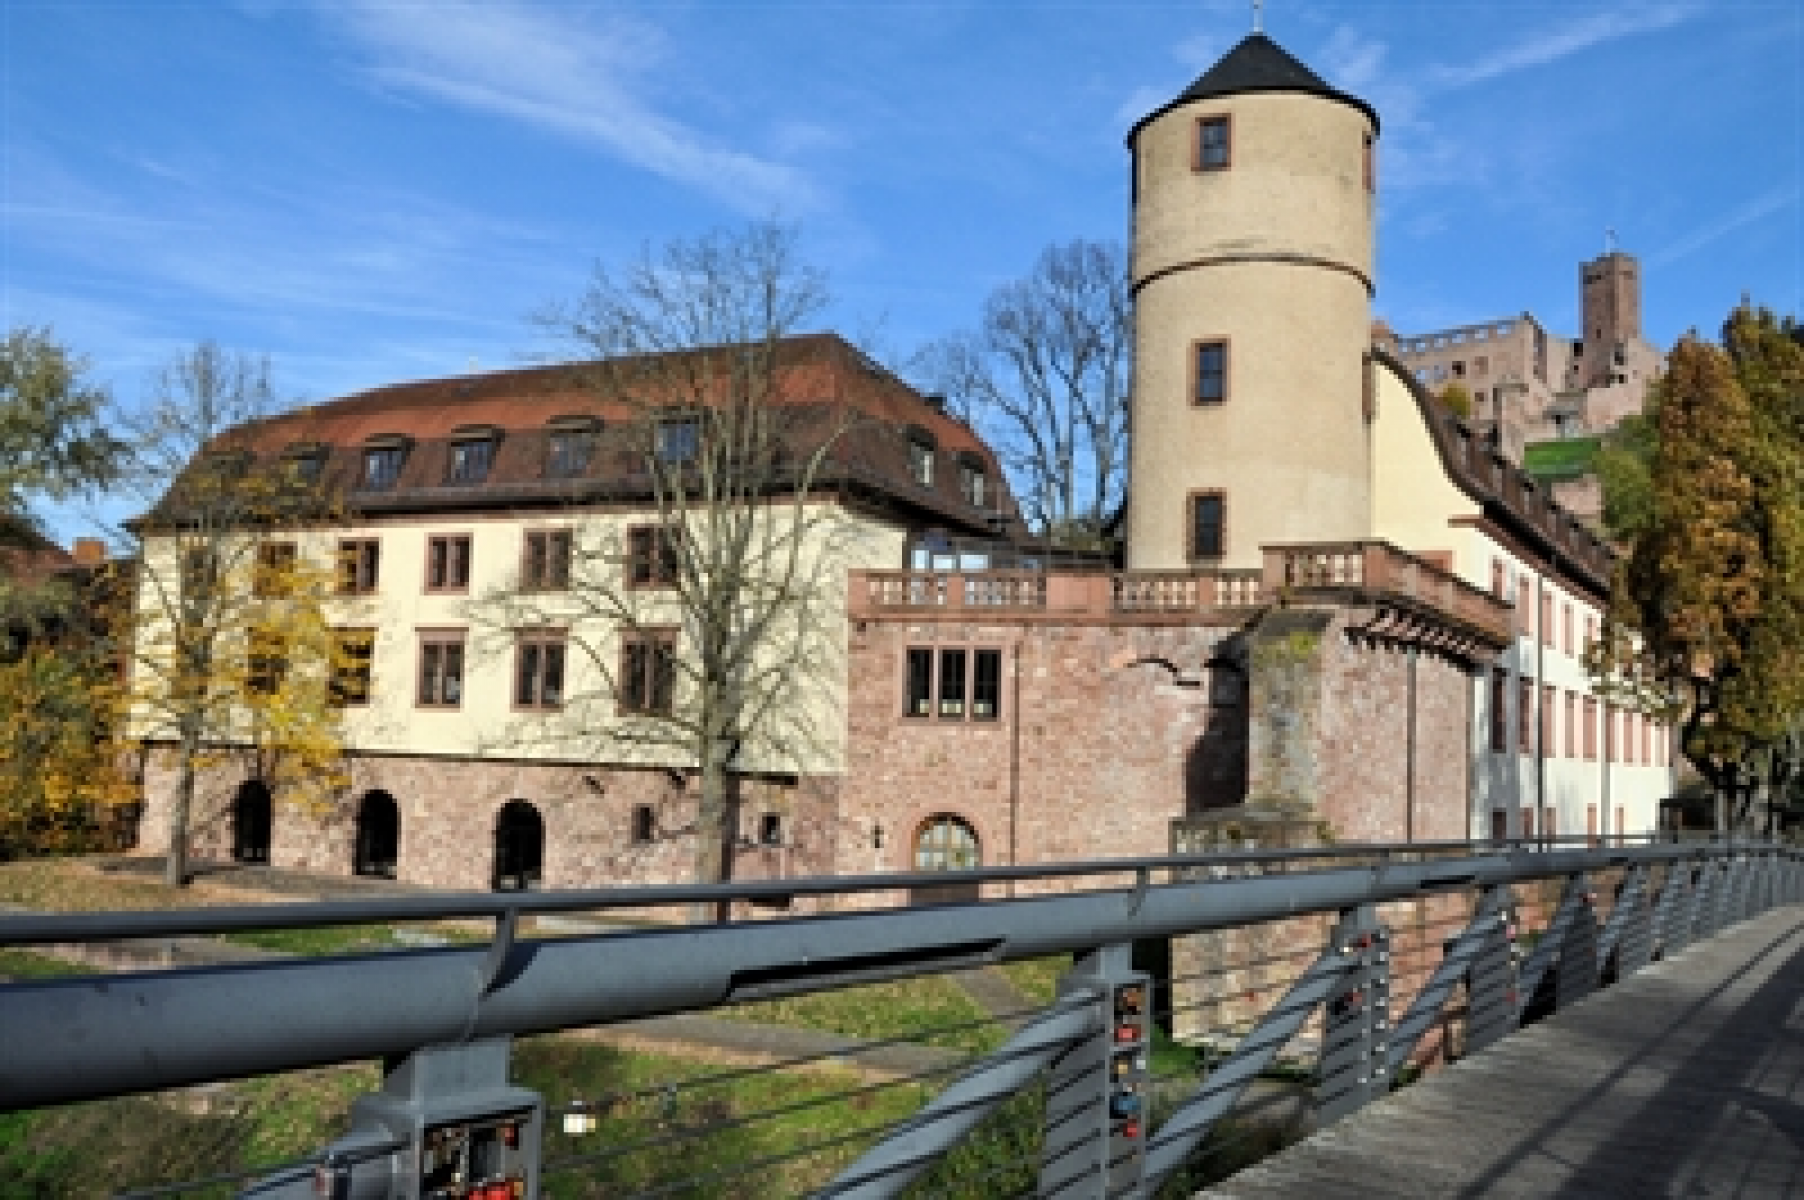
[1605, 226, 1617, 254]
[1253, 0, 1265, 33]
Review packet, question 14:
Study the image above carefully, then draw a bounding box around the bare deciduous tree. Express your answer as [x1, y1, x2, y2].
[481, 224, 875, 918]
[118, 343, 351, 885]
[916, 239, 1131, 548]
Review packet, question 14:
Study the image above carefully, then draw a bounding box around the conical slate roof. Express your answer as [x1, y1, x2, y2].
[1126, 33, 1379, 143]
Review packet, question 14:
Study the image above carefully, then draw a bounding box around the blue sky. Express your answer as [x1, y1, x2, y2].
[3, 0, 1801, 535]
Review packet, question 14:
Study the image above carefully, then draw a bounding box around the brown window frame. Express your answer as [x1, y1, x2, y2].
[1565, 690, 1578, 759]
[337, 538, 380, 595]
[1584, 696, 1598, 760]
[1518, 676, 1534, 754]
[425, 534, 472, 593]
[1189, 490, 1226, 561]
[513, 630, 567, 712]
[907, 431, 937, 488]
[1562, 601, 1573, 656]
[361, 444, 406, 491]
[1191, 338, 1229, 405]
[1541, 590, 1554, 648]
[626, 525, 681, 589]
[957, 456, 988, 508]
[1542, 683, 1557, 753]
[330, 628, 376, 708]
[545, 429, 593, 478]
[1489, 668, 1508, 753]
[521, 529, 573, 591]
[446, 437, 496, 486]
[247, 627, 287, 696]
[1194, 114, 1231, 171]
[902, 645, 1005, 723]
[619, 629, 678, 716]
[417, 630, 466, 709]
[1516, 578, 1532, 634]
[253, 542, 297, 599]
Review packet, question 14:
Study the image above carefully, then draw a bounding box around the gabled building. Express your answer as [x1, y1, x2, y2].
[130, 31, 1673, 895]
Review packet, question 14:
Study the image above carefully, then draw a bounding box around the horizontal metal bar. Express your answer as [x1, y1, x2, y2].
[0, 845, 1779, 1110]
[0, 840, 1736, 948]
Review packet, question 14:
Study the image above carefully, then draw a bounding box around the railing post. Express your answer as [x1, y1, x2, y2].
[1037, 943, 1151, 1199]
[1598, 865, 1653, 980]
[1385, 885, 1512, 1073]
[1656, 859, 1693, 957]
[1315, 903, 1392, 1126]
[1697, 857, 1726, 937]
[252, 1037, 542, 1198]
[1684, 859, 1712, 943]
[1518, 873, 1599, 1019]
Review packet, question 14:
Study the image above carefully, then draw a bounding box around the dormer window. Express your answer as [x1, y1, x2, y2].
[361, 436, 409, 491]
[283, 443, 327, 486]
[545, 416, 598, 478]
[1196, 115, 1231, 171]
[957, 454, 987, 508]
[656, 416, 701, 464]
[907, 428, 937, 488]
[447, 426, 499, 486]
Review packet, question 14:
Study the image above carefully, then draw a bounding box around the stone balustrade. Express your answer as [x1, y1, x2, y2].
[850, 540, 1512, 644]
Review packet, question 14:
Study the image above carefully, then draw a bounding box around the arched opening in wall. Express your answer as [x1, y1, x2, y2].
[910, 814, 981, 906]
[232, 780, 272, 864]
[1185, 660, 1249, 813]
[759, 812, 783, 846]
[493, 800, 544, 892]
[353, 790, 400, 879]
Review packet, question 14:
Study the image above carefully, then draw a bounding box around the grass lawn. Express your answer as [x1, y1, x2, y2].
[0, 947, 86, 979]
[725, 973, 1003, 1056]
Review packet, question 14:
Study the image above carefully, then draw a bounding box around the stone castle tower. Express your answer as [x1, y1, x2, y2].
[1124, 34, 1381, 570]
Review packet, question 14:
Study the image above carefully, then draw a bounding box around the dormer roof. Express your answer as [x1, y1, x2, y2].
[1127, 32, 1380, 143]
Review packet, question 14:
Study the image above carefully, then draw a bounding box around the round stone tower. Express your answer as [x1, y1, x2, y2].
[1124, 33, 1379, 570]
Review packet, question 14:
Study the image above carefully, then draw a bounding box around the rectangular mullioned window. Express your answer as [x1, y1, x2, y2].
[1196, 115, 1231, 171]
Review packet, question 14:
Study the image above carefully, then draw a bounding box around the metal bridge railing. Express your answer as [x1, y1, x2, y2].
[2, 836, 1796, 1198]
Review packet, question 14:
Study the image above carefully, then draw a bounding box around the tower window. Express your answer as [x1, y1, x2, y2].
[1196, 115, 1231, 171]
[1363, 132, 1375, 192]
[1193, 340, 1229, 405]
[1190, 491, 1226, 560]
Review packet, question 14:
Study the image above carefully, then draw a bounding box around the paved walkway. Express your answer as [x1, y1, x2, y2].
[1205, 905, 1804, 1198]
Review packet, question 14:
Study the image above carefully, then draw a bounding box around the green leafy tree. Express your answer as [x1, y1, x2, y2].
[119, 343, 352, 885]
[0, 327, 124, 531]
[1437, 381, 1473, 419]
[1592, 305, 1804, 829]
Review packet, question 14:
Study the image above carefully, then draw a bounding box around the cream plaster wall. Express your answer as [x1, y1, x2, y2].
[1369, 363, 1478, 567]
[1127, 90, 1376, 570]
[136, 503, 907, 778]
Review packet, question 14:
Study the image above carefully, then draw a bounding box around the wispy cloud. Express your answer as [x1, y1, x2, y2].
[1648, 185, 1801, 267]
[324, 1, 822, 216]
[1427, 3, 1701, 90]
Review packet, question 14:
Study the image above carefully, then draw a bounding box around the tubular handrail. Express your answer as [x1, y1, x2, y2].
[0, 842, 1790, 1113]
[0, 835, 1704, 946]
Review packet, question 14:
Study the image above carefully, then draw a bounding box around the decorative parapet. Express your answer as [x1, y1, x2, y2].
[850, 540, 1511, 651]
[850, 567, 1263, 621]
[1264, 540, 1512, 653]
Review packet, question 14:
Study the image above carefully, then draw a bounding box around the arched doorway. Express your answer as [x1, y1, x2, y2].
[353, 790, 400, 879]
[911, 814, 981, 905]
[232, 780, 272, 864]
[493, 800, 544, 892]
